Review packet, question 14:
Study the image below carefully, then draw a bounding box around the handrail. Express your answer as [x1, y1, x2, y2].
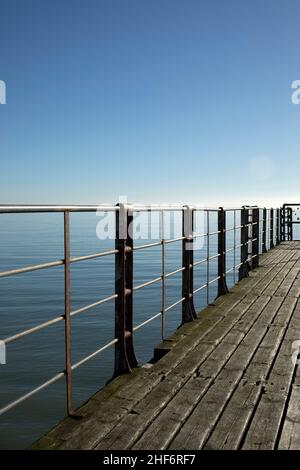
[0, 204, 273, 213]
[0, 204, 281, 419]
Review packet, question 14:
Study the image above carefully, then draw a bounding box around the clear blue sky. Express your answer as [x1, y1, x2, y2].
[0, 0, 299, 206]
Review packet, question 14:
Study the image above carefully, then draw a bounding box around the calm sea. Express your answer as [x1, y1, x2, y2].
[0, 210, 243, 449]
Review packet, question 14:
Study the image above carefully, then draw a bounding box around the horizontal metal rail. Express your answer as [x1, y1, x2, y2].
[0, 204, 274, 213]
[0, 249, 119, 278]
[3, 293, 118, 344]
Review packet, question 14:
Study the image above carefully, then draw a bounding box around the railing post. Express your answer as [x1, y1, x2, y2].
[280, 206, 285, 241]
[63, 211, 74, 416]
[114, 203, 138, 377]
[287, 207, 293, 241]
[262, 208, 267, 253]
[217, 208, 229, 297]
[276, 208, 280, 245]
[182, 206, 197, 324]
[239, 207, 250, 280]
[270, 208, 274, 249]
[252, 207, 259, 269]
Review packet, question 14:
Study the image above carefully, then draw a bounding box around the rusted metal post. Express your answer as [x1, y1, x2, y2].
[276, 208, 280, 245]
[280, 207, 285, 241]
[161, 211, 166, 339]
[182, 206, 197, 324]
[287, 207, 293, 241]
[217, 208, 229, 297]
[270, 208, 274, 249]
[64, 211, 74, 416]
[252, 208, 259, 269]
[233, 210, 237, 283]
[239, 207, 250, 280]
[114, 203, 138, 377]
[262, 208, 267, 253]
[206, 211, 210, 305]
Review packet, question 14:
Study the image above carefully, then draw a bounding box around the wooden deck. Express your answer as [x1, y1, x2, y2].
[33, 242, 300, 450]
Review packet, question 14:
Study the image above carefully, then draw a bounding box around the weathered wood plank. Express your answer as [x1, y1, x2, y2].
[204, 296, 297, 449]
[241, 301, 300, 449]
[278, 385, 300, 449]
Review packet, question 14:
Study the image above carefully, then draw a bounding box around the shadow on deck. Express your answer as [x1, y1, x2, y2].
[32, 242, 300, 450]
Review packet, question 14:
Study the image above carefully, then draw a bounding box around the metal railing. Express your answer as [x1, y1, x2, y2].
[0, 204, 281, 418]
[280, 203, 300, 241]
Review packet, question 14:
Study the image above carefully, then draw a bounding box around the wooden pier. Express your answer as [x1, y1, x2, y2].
[33, 242, 300, 450]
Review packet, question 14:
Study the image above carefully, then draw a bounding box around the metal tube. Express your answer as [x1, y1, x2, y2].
[193, 232, 207, 239]
[206, 211, 210, 304]
[70, 294, 117, 317]
[252, 208, 259, 269]
[0, 260, 64, 278]
[0, 249, 118, 279]
[166, 297, 185, 312]
[262, 208, 267, 253]
[4, 315, 64, 344]
[193, 275, 221, 295]
[209, 276, 221, 285]
[0, 205, 119, 213]
[165, 236, 185, 244]
[276, 208, 280, 245]
[193, 258, 207, 267]
[133, 277, 162, 292]
[72, 339, 118, 370]
[64, 211, 74, 416]
[161, 211, 166, 339]
[70, 249, 118, 263]
[233, 210, 236, 283]
[165, 266, 185, 278]
[224, 227, 236, 233]
[4, 293, 117, 344]
[280, 206, 285, 241]
[0, 372, 65, 417]
[270, 208, 274, 249]
[193, 284, 207, 294]
[0, 204, 277, 214]
[249, 209, 253, 271]
[226, 266, 235, 275]
[193, 253, 220, 267]
[133, 312, 162, 332]
[133, 241, 162, 251]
